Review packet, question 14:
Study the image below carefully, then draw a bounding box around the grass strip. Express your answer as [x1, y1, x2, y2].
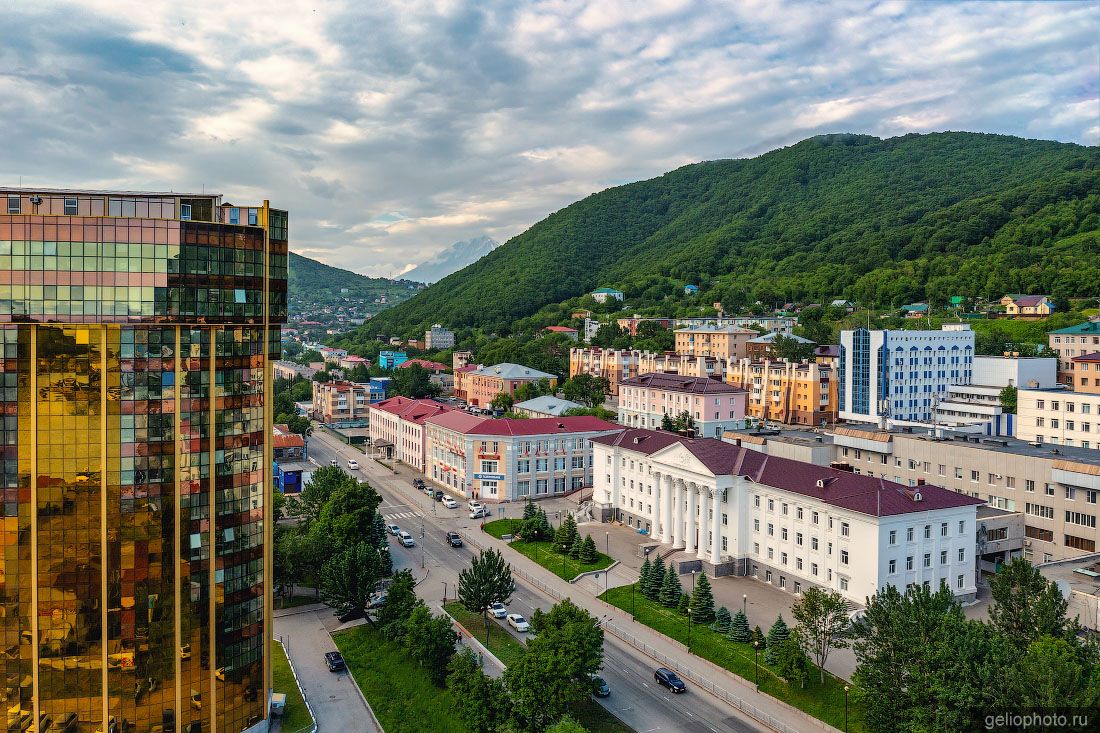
[484, 519, 614, 580]
[271, 641, 314, 733]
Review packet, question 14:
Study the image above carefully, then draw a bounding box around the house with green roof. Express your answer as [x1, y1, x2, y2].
[591, 287, 624, 304]
[1048, 319, 1100, 385]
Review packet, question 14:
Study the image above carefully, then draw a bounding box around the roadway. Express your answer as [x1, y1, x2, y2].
[300, 431, 769, 733]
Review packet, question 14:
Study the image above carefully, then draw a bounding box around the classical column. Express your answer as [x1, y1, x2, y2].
[685, 482, 697, 555]
[673, 479, 685, 549]
[660, 474, 674, 543]
[710, 487, 722, 564]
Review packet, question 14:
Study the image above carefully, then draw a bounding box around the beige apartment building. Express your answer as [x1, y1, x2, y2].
[1017, 387, 1100, 451]
[726, 358, 838, 426]
[1049, 319, 1100, 386]
[312, 380, 371, 425]
[674, 324, 757, 360]
[569, 347, 729, 395]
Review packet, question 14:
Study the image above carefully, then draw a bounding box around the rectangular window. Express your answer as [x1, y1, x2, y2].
[957, 574, 964, 589]
[940, 550, 948, 565]
[781, 552, 788, 565]
[812, 511, 819, 525]
[180, 203, 192, 220]
[518, 459, 530, 473]
[796, 507, 803, 520]
[796, 532, 803, 546]
[767, 523, 774, 536]
[888, 559, 896, 574]
[841, 522, 850, 537]
[889, 530, 897, 545]
[906, 556, 914, 571]
[811, 563, 818, 576]
[840, 550, 849, 565]
[958, 548, 965, 562]
[64, 197, 78, 215]
[1025, 480, 1035, 492]
[248, 208, 258, 225]
[781, 528, 788, 541]
[940, 522, 948, 537]
[1065, 534, 1097, 552]
[906, 527, 914, 542]
[753, 542, 759, 555]
[811, 537, 819, 551]
[1025, 525, 1054, 542]
[840, 577, 849, 591]
[229, 207, 240, 225]
[754, 519, 760, 532]
[923, 553, 931, 568]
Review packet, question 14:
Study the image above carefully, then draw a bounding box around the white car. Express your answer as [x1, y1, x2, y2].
[387, 523, 401, 536]
[442, 496, 458, 509]
[470, 507, 490, 519]
[489, 602, 508, 618]
[347, 459, 359, 470]
[468, 500, 484, 513]
[506, 613, 530, 633]
[398, 530, 415, 547]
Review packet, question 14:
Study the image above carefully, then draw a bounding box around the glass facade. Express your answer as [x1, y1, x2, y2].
[0, 190, 285, 733]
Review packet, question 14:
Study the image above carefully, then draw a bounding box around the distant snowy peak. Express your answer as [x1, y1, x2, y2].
[403, 235, 499, 284]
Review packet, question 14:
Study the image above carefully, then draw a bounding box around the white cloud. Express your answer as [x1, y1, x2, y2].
[0, 0, 1095, 278]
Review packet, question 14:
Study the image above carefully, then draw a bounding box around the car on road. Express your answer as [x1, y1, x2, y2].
[489, 602, 508, 618]
[346, 459, 359, 470]
[445, 531, 463, 547]
[398, 530, 416, 547]
[330, 459, 338, 467]
[324, 651, 346, 672]
[653, 667, 686, 693]
[470, 507, 491, 519]
[434, 490, 445, 502]
[468, 500, 484, 513]
[506, 613, 530, 633]
[442, 496, 458, 509]
[591, 676, 611, 697]
[413, 478, 425, 488]
[387, 523, 401, 536]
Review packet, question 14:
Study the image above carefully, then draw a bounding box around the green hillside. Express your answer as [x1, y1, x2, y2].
[361, 132, 1099, 339]
[288, 251, 422, 318]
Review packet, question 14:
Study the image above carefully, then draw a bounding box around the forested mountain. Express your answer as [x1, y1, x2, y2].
[361, 132, 1100, 339]
[288, 251, 422, 324]
[402, 235, 500, 284]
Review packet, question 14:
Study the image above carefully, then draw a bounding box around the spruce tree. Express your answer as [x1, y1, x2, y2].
[765, 615, 790, 665]
[639, 557, 652, 591]
[728, 610, 752, 643]
[677, 591, 690, 615]
[659, 566, 682, 608]
[554, 514, 576, 552]
[537, 508, 553, 539]
[689, 572, 716, 625]
[578, 535, 598, 564]
[752, 625, 767, 650]
[523, 499, 537, 521]
[645, 556, 665, 600]
[569, 535, 583, 559]
[711, 606, 732, 634]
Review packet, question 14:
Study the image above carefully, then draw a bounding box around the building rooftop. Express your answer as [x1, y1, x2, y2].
[724, 427, 834, 448]
[473, 363, 557, 380]
[370, 396, 459, 424]
[621, 373, 745, 394]
[426, 412, 620, 436]
[514, 395, 584, 416]
[592, 287, 623, 294]
[399, 359, 450, 371]
[593, 429, 983, 517]
[1039, 552, 1100, 599]
[1072, 352, 1100, 363]
[544, 326, 578, 333]
[0, 185, 218, 197]
[1052, 321, 1100, 335]
[747, 332, 814, 345]
[675, 324, 758, 335]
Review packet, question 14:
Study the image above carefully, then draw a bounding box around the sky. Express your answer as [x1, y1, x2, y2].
[1, 1, 1097, 278]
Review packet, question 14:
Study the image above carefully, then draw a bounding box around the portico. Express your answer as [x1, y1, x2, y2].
[650, 442, 730, 570]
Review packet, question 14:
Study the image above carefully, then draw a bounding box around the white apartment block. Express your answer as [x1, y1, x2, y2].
[839, 325, 974, 424]
[1018, 388, 1100, 451]
[593, 429, 981, 604]
[425, 324, 456, 350]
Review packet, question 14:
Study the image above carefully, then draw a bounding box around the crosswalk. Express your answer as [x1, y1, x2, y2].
[383, 510, 421, 521]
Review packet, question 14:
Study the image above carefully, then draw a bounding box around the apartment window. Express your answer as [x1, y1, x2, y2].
[228, 207, 240, 225]
[970, 470, 979, 482]
[811, 537, 819, 551]
[781, 552, 788, 565]
[889, 530, 897, 545]
[722, 513, 728, 526]
[796, 507, 804, 520]
[1065, 511, 1098, 528]
[888, 559, 896, 574]
[782, 503, 789, 515]
[518, 481, 530, 496]
[180, 203, 192, 220]
[940, 522, 948, 537]
[753, 542, 760, 555]
[829, 517, 834, 530]
[1025, 480, 1035, 492]
[1088, 491, 1098, 505]
[767, 548, 774, 560]
[958, 548, 965, 562]
[812, 511, 819, 525]
[768, 499, 774, 511]
[796, 532, 803, 546]
[839, 577, 849, 591]
[922, 524, 930, 539]
[6, 195, 19, 214]
[906, 556, 914, 571]
[840, 521, 850, 537]
[1065, 534, 1097, 552]
[906, 527, 914, 542]
[923, 553, 931, 568]
[754, 519, 760, 532]
[781, 528, 788, 541]
[957, 575, 964, 589]
[955, 467, 964, 479]
[1026, 525, 1054, 542]
[754, 495, 760, 508]
[248, 208, 258, 225]
[840, 550, 849, 565]
[811, 563, 818, 576]
[958, 520, 965, 534]
[1036, 417, 1045, 427]
[767, 523, 774, 536]
[63, 197, 78, 215]
[1037, 400, 1045, 409]
[796, 557, 803, 570]
[828, 542, 833, 556]
[1045, 483, 1055, 497]
[536, 458, 548, 472]
[1066, 487, 1077, 501]
[940, 550, 948, 565]
[1007, 476, 1016, 489]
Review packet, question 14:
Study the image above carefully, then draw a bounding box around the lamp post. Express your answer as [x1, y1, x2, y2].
[442, 581, 448, 604]
[753, 640, 760, 691]
[742, 593, 747, 616]
[844, 685, 850, 732]
[605, 531, 610, 559]
[562, 544, 568, 578]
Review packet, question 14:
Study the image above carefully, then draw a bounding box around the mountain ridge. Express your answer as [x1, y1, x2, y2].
[402, 234, 500, 284]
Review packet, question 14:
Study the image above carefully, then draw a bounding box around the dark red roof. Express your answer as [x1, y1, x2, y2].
[1013, 295, 1048, 307]
[1072, 352, 1100, 363]
[399, 359, 450, 371]
[595, 429, 983, 517]
[544, 326, 578, 333]
[426, 412, 621, 437]
[371, 396, 458, 425]
[620, 373, 745, 394]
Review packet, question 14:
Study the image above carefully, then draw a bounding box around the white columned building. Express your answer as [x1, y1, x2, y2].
[592, 428, 984, 604]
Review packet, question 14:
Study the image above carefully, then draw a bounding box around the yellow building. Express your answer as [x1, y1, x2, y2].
[0, 187, 286, 733]
[674, 325, 756, 360]
[726, 358, 838, 426]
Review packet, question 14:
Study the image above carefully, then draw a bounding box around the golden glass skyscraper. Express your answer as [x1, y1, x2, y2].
[0, 188, 287, 733]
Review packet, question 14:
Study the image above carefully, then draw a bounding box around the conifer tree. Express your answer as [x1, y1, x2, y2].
[765, 615, 790, 665]
[752, 625, 767, 650]
[639, 557, 652, 591]
[711, 606, 732, 634]
[689, 572, 716, 625]
[727, 610, 752, 643]
[659, 566, 682, 608]
[645, 556, 665, 600]
[677, 591, 690, 615]
[578, 535, 598, 564]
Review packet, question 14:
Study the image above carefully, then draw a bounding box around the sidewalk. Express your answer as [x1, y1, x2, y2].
[467, 526, 841, 733]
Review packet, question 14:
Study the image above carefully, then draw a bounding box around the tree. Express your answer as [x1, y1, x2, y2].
[447, 648, 512, 733]
[659, 565, 682, 608]
[296, 465, 354, 526]
[764, 615, 790, 665]
[458, 548, 516, 644]
[639, 557, 652, 590]
[644, 556, 665, 600]
[689, 573, 715, 625]
[377, 569, 420, 632]
[545, 718, 586, 733]
[404, 605, 458, 686]
[711, 606, 732, 634]
[773, 630, 810, 688]
[561, 374, 610, 408]
[1000, 384, 1018, 414]
[312, 480, 383, 557]
[772, 334, 815, 362]
[578, 535, 598, 564]
[369, 513, 388, 551]
[554, 514, 580, 554]
[660, 413, 675, 431]
[751, 625, 766, 650]
[791, 587, 849, 683]
[989, 557, 1071, 649]
[521, 506, 553, 542]
[523, 499, 537, 521]
[1005, 635, 1100, 708]
[727, 610, 751, 643]
[392, 362, 441, 398]
[491, 391, 515, 412]
[677, 592, 690, 615]
[319, 541, 383, 615]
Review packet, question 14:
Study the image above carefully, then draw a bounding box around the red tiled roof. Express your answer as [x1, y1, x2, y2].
[621, 373, 746, 394]
[399, 359, 450, 371]
[595, 428, 983, 517]
[1013, 295, 1048, 307]
[455, 364, 480, 373]
[1072, 352, 1100, 363]
[544, 326, 578, 333]
[371, 396, 459, 425]
[272, 432, 305, 449]
[426, 412, 621, 437]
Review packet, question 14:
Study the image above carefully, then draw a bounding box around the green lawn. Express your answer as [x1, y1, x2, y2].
[444, 601, 633, 733]
[600, 584, 864, 732]
[484, 519, 614, 580]
[275, 592, 321, 610]
[334, 625, 469, 733]
[271, 641, 314, 733]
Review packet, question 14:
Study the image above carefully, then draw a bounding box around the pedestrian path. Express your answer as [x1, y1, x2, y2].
[382, 510, 421, 521]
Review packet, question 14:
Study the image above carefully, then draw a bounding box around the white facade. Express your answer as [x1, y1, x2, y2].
[583, 318, 601, 343]
[594, 432, 979, 604]
[425, 324, 455, 350]
[1018, 388, 1100, 451]
[972, 355, 1057, 389]
[839, 325, 974, 424]
[592, 289, 624, 303]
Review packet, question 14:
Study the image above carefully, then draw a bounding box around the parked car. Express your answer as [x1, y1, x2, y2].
[653, 667, 686, 693]
[489, 602, 508, 618]
[442, 496, 458, 509]
[367, 592, 387, 609]
[387, 523, 401, 536]
[346, 459, 359, 470]
[325, 651, 346, 672]
[434, 491, 445, 502]
[336, 607, 364, 623]
[445, 531, 463, 547]
[329, 459, 338, 467]
[468, 500, 484, 513]
[506, 614, 530, 632]
[398, 530, 416, 547]
[591, 676, 611, 697]
[470, 507, 491, 520]
[413, 478, 425, 488]
[425, 487, 435, 498]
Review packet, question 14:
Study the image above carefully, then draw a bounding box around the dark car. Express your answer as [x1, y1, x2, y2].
[325, 651, 346, 672]
[434, 491, 445, 502]
[445, 531, 463, 547]
[592, 676, 610, 697]
[654, 667, 686, 693]
[336, 607, 364, 623]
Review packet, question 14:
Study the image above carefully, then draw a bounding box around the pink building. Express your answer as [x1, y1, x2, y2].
[368, 397, 460, 471]
[617, 373, 747, 439]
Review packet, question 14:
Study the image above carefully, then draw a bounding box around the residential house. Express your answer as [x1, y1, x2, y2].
[1001, 294, 1056, 317]
[1049, 320, 1100, 386]
[368, 397, 460, 472]
[591, 287, 625, 303]
[337, 354, 371, 371]
[675, 316, 797, 334]
[468, 363, 558, 408]
[727, 358, 838, 426]
[273, 360, 318, 381]
[902, 303, 929, 319]
[674, 324, 757, 360]
[312, 380, 373, 426]
[543, 325, 579, 341]
[683, 284, 699, 295]
[618, 373, 747, 438]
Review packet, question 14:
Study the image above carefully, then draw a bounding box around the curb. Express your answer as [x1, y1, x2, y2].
[569, 560, 620, 584]
[274, 638, 318, 733]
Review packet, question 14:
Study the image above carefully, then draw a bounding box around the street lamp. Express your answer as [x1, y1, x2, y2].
[742, 593, 747, 617]
[442, 581, 448, 604]
[844, 685, 850, 732]
[605, 531, 609, 559]
[753, 640, 760, 691]
[562, 544, 568, 578]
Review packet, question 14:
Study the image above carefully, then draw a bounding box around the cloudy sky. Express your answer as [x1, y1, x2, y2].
[1, 1, 1097, 277]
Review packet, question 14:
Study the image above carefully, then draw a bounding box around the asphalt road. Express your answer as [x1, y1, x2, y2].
[300, 432, 769, 733]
